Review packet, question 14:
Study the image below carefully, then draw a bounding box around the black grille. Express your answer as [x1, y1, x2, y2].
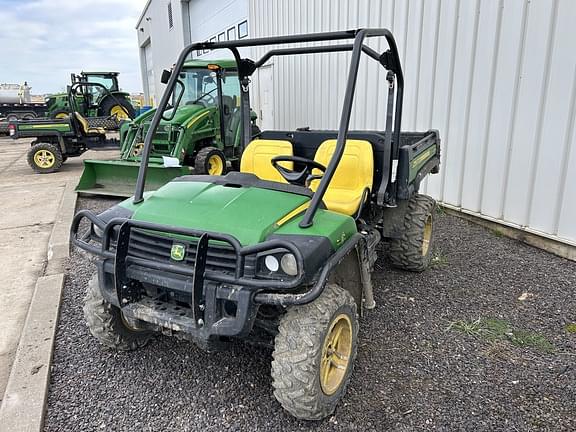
[128, 229, 254, 276]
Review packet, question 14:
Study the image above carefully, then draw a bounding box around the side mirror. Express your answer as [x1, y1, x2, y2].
[161, 69, 171, 84]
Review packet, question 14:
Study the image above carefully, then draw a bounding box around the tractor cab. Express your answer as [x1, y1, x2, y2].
[76, 72, 120, 92]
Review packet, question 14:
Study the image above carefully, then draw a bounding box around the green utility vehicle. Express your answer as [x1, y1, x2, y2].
[76, 60, 257, 197]
[9, 82, 119, 173]
[47, 71, 135, 120]
[71, 29, 441, 420]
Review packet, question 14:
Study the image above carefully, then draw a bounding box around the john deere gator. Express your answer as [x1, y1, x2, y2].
[76, 60, 256, 197]
[72, 29, 442, 420]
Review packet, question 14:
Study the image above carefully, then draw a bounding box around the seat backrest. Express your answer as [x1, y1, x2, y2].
[311, 139, 374, 215]
[74, 112, 90, 135]
[240, 139, 293, 183]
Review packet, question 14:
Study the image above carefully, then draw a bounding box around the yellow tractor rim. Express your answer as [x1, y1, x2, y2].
[54, 112, 69, 119]
[111, 105, 130, 120]
[34, 149, 55, 169]
[208, 154, 224, 175]
[320, 314, 352, 395]
[422, 215, 433, 256]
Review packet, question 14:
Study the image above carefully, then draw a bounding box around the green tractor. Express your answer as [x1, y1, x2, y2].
[71, 29, 441, 420]
[76, 60, 257, 197]
[46, 72, 135, 121]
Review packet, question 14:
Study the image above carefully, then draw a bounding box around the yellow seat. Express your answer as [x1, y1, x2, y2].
[310, 139, 374, 216]
[240, 139, 294, 183]
[74, 112, 106, 135]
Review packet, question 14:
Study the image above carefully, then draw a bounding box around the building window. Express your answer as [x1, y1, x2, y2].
[167, 2, 173, 29]
[227, 27, 236, 40]
[218, 32, 226, 42]
[238, 20, 248, 39]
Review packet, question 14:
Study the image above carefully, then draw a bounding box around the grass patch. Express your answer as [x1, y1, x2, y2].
[565, 323, 576, 334]
[490, 228, 504, 238]
[449, 317, 555, 353]
[430, 251, 449, 268]
[435, 205, 446, 216]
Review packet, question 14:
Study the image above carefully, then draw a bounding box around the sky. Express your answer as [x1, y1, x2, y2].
[0, 0, 144, 95]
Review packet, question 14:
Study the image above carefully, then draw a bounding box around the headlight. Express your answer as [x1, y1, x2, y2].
[258, 251, 299, 278]
[280, 253, 297, 276]
[92, 223, 104, 238]
[264, 255, 279, 272]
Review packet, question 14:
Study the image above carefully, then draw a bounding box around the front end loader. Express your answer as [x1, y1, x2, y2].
[76, 60, 257, 197]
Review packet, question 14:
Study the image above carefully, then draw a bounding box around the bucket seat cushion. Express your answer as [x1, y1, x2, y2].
[74, 112, 106, 135]
[311, 139, 374, 216]
[240, 139, 294, 183]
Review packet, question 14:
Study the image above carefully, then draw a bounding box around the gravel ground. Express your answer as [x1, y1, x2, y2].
[45, 197, 576, 431]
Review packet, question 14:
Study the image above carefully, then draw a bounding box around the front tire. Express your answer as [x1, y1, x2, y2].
[271, 284, 359, 420]
[83, 274, 152, 351]
[388, 194, 436, 272]
[194, 147, 227, 175]
[27, 142, 63, 173]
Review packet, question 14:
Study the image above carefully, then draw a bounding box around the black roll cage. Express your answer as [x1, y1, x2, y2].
[133, 28, 404, 228]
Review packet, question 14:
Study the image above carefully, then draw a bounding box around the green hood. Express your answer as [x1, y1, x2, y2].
[127, 181, 310, 246]
[132, 104, 210, 127]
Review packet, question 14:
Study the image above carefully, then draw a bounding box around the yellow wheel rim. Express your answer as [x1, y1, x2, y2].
[422, 215, 433, 256]
[320, 314, 352, 395]
[208, 154, 224, 175]
[111, 105, 130, 120]
[34, 149, 55, 168]
[54, 112, 69, 119]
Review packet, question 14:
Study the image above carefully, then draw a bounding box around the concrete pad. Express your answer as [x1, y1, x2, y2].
[0, 274, 64, 432]
[0, 134, 120, 429]
[0, 226, 51, 400]
[0, 183, 65, 230]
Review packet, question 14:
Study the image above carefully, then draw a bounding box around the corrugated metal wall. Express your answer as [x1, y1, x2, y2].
[249, 0, 576, 246]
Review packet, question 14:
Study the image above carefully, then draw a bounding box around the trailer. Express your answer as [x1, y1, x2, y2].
[0, 83, 49, 121]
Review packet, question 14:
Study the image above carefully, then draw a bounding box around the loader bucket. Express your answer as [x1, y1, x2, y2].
[75, 159, 192, 197]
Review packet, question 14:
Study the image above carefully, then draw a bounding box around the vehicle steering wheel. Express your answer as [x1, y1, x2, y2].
[190, 88, 218, 107]
[271, 155, 326, 186]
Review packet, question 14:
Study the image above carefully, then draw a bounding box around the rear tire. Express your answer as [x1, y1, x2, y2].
[195, 147, 226, 175]
[99, 97, 135, 120]
[50, 109, 70, 119]
[271, 284, 359, 420]
[388, 194, 436, 272]
[83, 274, 152, 351]
[27, 142, 63, 173]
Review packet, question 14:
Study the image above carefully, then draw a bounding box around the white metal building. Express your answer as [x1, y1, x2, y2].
[248, 0, 576, 252]
[136, 0, 249, 106]
[136, 0, 576, 253]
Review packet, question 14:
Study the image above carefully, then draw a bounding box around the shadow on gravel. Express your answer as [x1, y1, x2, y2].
[45, 199, 576, 431]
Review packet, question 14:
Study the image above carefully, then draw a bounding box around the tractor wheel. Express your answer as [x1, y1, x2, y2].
[388, 194, 436, 272]
[271, 284, 359, 420]
[6, 114, 18, 122]
[195, 147, 227, 175]
[100, 97, 135, 121]
[83, 274, 152, 351]
[27, 142, 63, 174]
[51, 110, 70, 119]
